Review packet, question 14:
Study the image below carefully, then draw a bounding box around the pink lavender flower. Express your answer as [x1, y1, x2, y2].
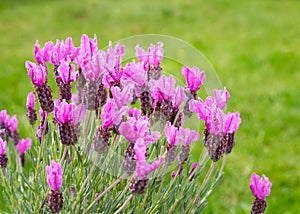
[0, 138, 7, 155]
[102, 42, 125, 87]
[46, 160, 63, 191]
[34, 40, 54, 64]
[250, 173, 272, 200]
[72, 104, 86, 126]
[7, 115, 18, 132]
[182, 66, 205, 93]
[26, 61, 48, 87]
[128, 108, 141, 119]
[54, 100, 73, 124]
[189, 97, 241, 136]
[119, 116, 160, 144]
[134, 139, 164, 179]
[16, 138, 32, 155]
[150, 75, 176, 101]
[57, 57, 77, 84]
[122, 61, 148, 88]
[100, 98, 128, 129]
[165, 121, 180, 147]
[75, 34, 98, 69]
[136, 42, 164, 67]
[213, 87, 230, 109]
[0, 110, 10, 126]
[178, 127, 200, 146]
[173, 86, 186, 109]
[111, 85, 134, 109]
[26, 92, 35, 109]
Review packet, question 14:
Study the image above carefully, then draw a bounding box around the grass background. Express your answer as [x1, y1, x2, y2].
[0, 0, 299, 213]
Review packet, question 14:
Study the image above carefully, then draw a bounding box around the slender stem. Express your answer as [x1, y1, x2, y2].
[168, 198, 179, 214]
[114, 194, 133, 214]
[78, 154, 100, 195]
[59, 146, 68, 164]
[199, 161, 216, 194]
[35, 113, 48, 180]
[218, 154, 227, 178]
[112, 181, 131, 209]
[83, 174, 126, 214]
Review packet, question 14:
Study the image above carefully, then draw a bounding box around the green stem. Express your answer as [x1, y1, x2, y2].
[83, 174, 126, 214]
[114, 194, 133, 214]
[34, 113, 48, 180]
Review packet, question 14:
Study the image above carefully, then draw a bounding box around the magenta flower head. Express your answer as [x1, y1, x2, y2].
[182, 66, 205, 93]
[178, 127, 200, 146]
[34, 40, 54, 64]
[7, 115, 18, 132]
[100, 99, 128, 129]
[165, 121, 180, 147]
[16, 138, 32, 155]
[136, 42, 164, 67]
[46, 160, 63, 191]
[213, 87, 230, 109]
[54, 100, 73, 124]
[0, 138, 7, 155]
[134, 139, 164, 179]
[150, 75, 176, 101]
[250, 173, 272, 200]
[57, 57, 77, 84]
[111, 85, 134, 109]
[26, 61, 48, 87]
[26, 92, 35, 110]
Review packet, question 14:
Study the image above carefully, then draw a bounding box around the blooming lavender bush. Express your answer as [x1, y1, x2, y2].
[0, 34, 264, 213]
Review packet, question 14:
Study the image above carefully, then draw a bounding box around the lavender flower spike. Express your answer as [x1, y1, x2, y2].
[250, 173, 272, 200]
[46, 160, 63, 191]
[250, 173, 272, 214]
[26, 92, 37, 126]
[46, 160, 64, 213]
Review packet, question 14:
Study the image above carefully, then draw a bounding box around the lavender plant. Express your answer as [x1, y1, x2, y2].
[0, 34, 246, 213]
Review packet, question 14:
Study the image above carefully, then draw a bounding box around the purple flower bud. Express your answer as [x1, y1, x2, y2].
[16, 138, 32, 155]
[191, 162, 199, 171]
[171, 171, 176, 179]
[46, 160, 63, 191]
[250, 173, 272, 200]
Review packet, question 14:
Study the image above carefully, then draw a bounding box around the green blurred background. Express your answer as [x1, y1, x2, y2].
[0, 0, 299, 213]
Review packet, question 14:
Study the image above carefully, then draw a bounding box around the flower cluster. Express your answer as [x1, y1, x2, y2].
[0, 34, 247, 213]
